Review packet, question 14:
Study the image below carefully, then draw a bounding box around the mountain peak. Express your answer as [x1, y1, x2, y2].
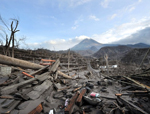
[71, 38, 102, 51]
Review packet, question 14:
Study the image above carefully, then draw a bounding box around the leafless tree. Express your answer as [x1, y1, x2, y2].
[0, 27, 9, 55]
[0, 15, 20, 57]
[104, 54, 109, 75]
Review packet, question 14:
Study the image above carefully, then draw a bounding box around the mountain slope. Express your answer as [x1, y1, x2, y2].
[121, 48, 150, 65]
[93, 45, 133, 60]
[70, 38, 150, 57]
[75, 50, 95, 56]
[126, 43, 150, 48]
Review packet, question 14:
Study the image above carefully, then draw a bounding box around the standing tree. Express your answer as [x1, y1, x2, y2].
[0, 27, 9, 55]
[104, 54, 109, 75]
[0, 15, 19, 57]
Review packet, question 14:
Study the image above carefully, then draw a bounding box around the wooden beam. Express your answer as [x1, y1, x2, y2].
[122, 76, 150, 92]
[117, 96, 148, 114]
[30, 65, 49, 76]
[0, 72, 50, 95]
[49, 59, 60, 73]
[28, 104, 43, 114]
[65, 92, 79, 114]
[76, 88, 86, 106]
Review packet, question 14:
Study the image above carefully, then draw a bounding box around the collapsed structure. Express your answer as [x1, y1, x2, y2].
[0, 52, 150, 114]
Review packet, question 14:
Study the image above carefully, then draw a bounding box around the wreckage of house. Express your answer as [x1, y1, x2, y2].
[0, 49, 150, 114]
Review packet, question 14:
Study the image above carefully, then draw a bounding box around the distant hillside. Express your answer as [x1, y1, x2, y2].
[70, 38, 150, 57]
[90, 46, 98, 52]
[75, 50, 95, 56]
[71, 38, 102, 51]
[126, 43, 150, 48]
[93, 45, 133, 60]
[121, 48, 150, 65]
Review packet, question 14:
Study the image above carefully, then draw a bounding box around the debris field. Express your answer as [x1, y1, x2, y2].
[0, 53, 150, 114]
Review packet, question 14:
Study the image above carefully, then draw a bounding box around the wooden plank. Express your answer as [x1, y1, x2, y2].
[28, 104, 43, 114]
[19, 99, 43, 114]
[0, 76, 9, 85]
[65, 92, 79, 114]
[122, 76, 150, 91]
[19, 85, 53, 114]
[1, 99, 15, 108]
[22, 72, 34, 78]
[41, 59, 55, 62]
[10, 109, 19, 114]
[0, 77, 35, 95]
[54, 83, 71, 92]
[60, 63, 78, 66]
[1, 71, 50, 95]
[117, 96, 148, 114]
[18, 101, 30, 110]
[0, 100, 20, 114]
[76, 88, 86, 106]
[0, 95, 16, 99]
[0, 99, 6, 104]
[27, 80, 52, 100]
[49, 59, 60, 73]
[30, 65, 49, 76]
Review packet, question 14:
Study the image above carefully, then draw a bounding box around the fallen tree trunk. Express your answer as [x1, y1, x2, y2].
[0, 54, 43, 69]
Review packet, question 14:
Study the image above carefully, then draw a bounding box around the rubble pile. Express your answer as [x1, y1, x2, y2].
[0, 54, 150, 114]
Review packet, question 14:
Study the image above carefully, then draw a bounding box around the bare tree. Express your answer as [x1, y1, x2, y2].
[0, 15, 20, 57]
[104, 54, 109, 75]
[68, 49, 70, 75]
[0, 27, 9, 55]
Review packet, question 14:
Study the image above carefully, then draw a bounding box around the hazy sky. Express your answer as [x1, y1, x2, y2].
[0, 0, 150, 50]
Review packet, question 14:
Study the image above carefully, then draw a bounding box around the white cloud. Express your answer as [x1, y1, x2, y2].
[114, 27, 150, 44]
[49, 40, 56, 44]
[129, 7, 135, 12]
[74, 18, 83, 25]
[24, 17, 150, 50]
[50, 16, 56, 19]
[91, 16, 150, 44]
[89, 15, 100, 21]
[69, 0, 91, 7]
[110, 14, 117, 20]
[101, 0, 113, 8]
[25, 35, 90, 50]
[75, 35, 90, 40]
[72, 25, 78, 30]
[57, 0, 91, 8]
[131, 18, 136, 22]
[72, 17, 83, 30]
[113, 1, 141, 18]
[138, 0, 142, 2]
[36, 0, 92, 8]
[124, 3, 137, 12]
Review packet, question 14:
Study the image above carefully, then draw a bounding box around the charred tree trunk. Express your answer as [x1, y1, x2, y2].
[104, 54, 109, 75]
[12, 32, 14, 57]
[5, 20, 19, 57]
